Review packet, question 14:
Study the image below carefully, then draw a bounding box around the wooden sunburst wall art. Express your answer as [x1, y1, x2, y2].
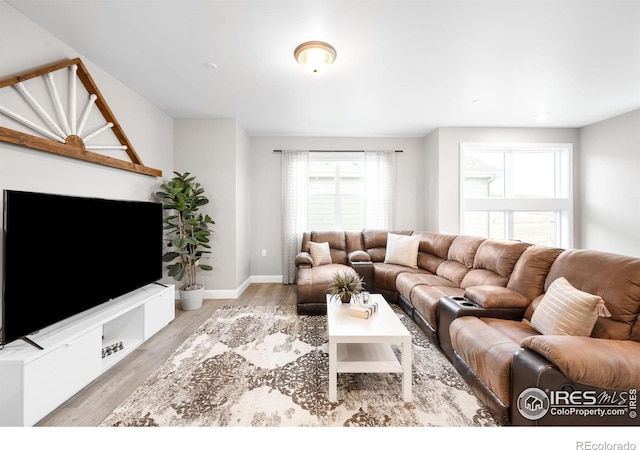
[0, 58, 162, 177]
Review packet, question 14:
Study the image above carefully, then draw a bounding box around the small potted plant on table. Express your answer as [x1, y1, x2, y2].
[156, 171, 215, 310]
[327, 271, 364, 303]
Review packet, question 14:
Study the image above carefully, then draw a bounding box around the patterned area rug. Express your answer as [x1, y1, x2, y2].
[101, 305, 497, 427]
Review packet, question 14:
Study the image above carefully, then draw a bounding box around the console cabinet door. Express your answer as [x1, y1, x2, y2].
[0, 365, 23, 426]
[144, 288, 175, 340]
[22, 327, 102, 426]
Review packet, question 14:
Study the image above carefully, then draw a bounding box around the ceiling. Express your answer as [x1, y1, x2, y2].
[7, 0, 640, 137]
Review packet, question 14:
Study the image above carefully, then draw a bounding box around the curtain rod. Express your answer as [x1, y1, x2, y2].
[273, 149, 403, 153]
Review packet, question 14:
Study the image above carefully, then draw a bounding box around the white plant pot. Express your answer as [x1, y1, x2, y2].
[180, 287, 205, 311]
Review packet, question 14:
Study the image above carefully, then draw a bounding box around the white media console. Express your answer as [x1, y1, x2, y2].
[0, 283, 175, 426]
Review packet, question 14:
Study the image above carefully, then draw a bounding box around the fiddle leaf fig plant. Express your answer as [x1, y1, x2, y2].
[156, 171, 215, 291]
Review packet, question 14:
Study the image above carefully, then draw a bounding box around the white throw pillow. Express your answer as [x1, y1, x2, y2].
[384, 233, 420, 268]
[309, 241, 332, 266]
[531, 277, 611, 336]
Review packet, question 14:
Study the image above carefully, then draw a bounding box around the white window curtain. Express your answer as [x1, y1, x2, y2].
[281, 149, 395, 284]
[365, 150, 394, 229]
[281, 150, 309, 284]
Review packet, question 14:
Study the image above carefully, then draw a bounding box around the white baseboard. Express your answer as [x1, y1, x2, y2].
[204, 275, 283, 299]
[175, 275, 283, 300]
[250, 275, 283, 284]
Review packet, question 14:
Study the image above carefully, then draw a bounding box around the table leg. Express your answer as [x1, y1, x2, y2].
[329, 340, 337, 402]
[402, 340, 412, 402]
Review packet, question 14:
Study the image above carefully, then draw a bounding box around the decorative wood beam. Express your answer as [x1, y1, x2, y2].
[0, 58, 162, 177]
[0, 126, 161, 177]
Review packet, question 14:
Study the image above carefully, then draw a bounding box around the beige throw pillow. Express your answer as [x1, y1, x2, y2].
[384, 233, 420, 268]
[531, 277, 612, 336]
[309, 241, 332, 266]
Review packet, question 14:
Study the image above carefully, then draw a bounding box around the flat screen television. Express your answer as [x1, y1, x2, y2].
[1, 189, 163, 348]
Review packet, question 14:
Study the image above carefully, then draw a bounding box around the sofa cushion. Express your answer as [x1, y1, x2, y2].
[450, 316, 522, 406]
[345, 231, 365, 255]
[435, 260, 471, 287]
[307, 231, 348, 265]
[412, 285, 464, 332]
[416, 253, 447, 274]
[414, 232, 457, 272]
[543, 249, 640, 342]
[373, 263, 425, 292]
[435, 235, 486, 286]
[460, 240, 531, 289]
[296, 263, 358, 305]
[506, 246, 564, 300]
[396, 272, 457, 301]
[309, 241, 332, 266]
[384, 232, 420, 268]
[460, 269, 510, 290]
[475, 240, 531, 278]
[480, 317, 541, 344]
[531, 277, 611, 336]
[448, 235, 485, 268]
[396, 272, 425, 300]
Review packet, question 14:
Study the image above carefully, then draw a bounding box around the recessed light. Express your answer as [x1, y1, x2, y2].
[536, 112, 551, 120]
[204, 62, 218, 69]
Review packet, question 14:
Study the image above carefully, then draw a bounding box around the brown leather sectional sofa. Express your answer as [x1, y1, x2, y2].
[295, 229, 640, 426]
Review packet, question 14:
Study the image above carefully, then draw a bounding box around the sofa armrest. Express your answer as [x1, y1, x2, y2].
[350, 260, 374, 293]
[295, 252, 313, 268]
[511, 345, 639, 426]
[520, 335, 640, 391]
[348, 250, 371, 263]
[464, 285, 531, 309]
[437, 296, 526, 361]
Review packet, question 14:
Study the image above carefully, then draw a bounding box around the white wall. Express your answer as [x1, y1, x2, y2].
[173, 118, 253, 295]
[173, 119, 240, 294]
[0, 1, 174, 289]
[423, 129, 440, 231]
[235, 122, 252, 287]
[578, 109, 640, 257]
[425, 127, 580, 235]
[249, 136, 425, 278]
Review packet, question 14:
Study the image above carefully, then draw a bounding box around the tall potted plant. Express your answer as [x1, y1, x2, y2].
[156, 171, 215, 310]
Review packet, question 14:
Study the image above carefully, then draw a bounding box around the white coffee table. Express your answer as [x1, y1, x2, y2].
[326, 293, 412, 402]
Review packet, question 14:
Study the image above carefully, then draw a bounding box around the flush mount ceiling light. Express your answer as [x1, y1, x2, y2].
[294, 41, 337, 73]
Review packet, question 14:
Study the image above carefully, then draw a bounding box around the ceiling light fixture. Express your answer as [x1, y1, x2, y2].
[294, 41, 337, 73]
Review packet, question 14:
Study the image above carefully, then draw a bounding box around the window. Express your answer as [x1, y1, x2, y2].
[308, 153, 366, 230]
[281, 150, 394, 283]
[461, 143, 573, 247]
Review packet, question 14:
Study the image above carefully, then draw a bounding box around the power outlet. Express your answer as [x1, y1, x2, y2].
[261, 249, 267, 257]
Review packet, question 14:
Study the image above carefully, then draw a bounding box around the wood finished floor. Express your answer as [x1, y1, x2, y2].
[36, 283, 297, 427]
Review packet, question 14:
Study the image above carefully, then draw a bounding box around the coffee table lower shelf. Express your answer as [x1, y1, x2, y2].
[329, 339, 411, 403]
[336, 342, 403, 373]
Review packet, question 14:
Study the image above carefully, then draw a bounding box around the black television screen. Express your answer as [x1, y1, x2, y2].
[1, 190, 163, 347]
